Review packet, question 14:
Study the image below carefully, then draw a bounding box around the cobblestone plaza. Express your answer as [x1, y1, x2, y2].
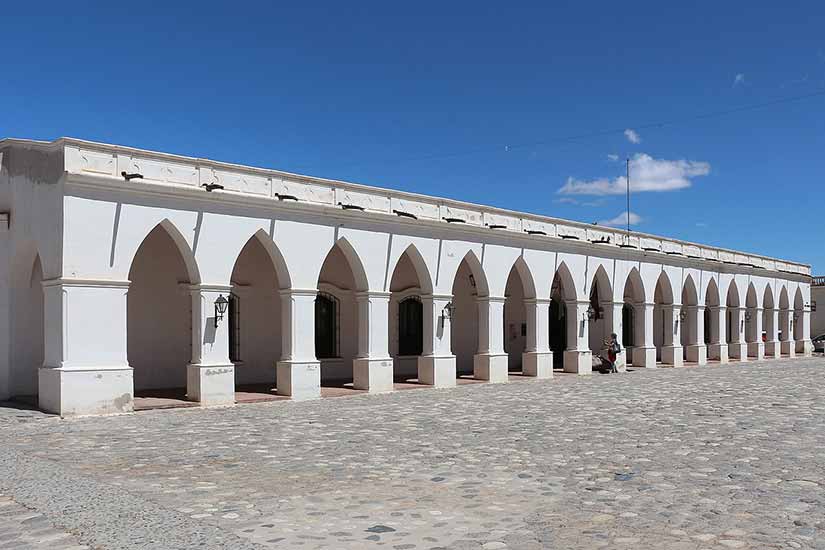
[1, 358, 824, 549]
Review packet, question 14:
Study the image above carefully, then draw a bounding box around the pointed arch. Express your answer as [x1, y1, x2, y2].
[705, 277, 720, 307]
[458, 249, 490, 297]
[590, 264, 613, 303]
[746, 282, 758, 309]
[388, 243, 434, 294]
[682, 273, 699, 306]
[509, 256, 537, 300]
[654, 270, 674, 304]
[130, 219, 201, 285]
[622, 266, 645, 303]
[726, 279, 740, 307]
[778, 284, 790, 310]
[763, 284, 775, 310]
[245, 229, 292, 290]
[329, 237, 370, 292]
[551, 260, 577, 301]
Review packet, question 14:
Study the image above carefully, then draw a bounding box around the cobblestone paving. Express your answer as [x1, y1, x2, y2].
[1, 358, 824, 549]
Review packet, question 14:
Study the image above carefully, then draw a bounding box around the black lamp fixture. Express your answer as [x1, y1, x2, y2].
[441, 301, 455, 323]
[679, 309, 687, 322]
[744, 310, 752, 322]
[214, 294, 229, 327]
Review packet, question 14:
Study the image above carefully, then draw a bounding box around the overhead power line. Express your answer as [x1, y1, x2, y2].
[313, 87, 825, 170]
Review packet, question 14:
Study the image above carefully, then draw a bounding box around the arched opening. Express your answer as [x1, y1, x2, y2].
[704, 278, 719, 350]
[229, 235, 284, 390]
[451, 254, 485, 379]
[653, 272, 675, 364]
[549, 263, 576, 371]
[587, 266, 612, 370]
[777, 286, 795, 357]
[622, 268, 645, 366]
[763, 285, 776, 357]
[316, 240, 366, 388]
[745, 283, 759, 358]
[725, 281, 739, 343]
[10, 253, 44, 400]
[793, 288, 804, 343]
[388, 247, 430, 382]
[503, 262, 530, 373]
[128, 224, 195, 394]
[681, 275, 698, 362]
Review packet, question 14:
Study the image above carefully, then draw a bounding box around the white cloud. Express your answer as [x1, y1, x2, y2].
[599, 211, 642, 227]
[607, 153, 619, 161]
[554, 197, 579, 205]
[624, 129, 641, 144]
[733, 73, 746, 87]
[558, 153, 711, 196]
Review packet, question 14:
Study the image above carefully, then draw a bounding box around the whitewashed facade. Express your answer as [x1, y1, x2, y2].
[0, 137, 813, 416]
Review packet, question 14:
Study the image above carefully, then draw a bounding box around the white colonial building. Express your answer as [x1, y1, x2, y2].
[0, 137, 813, 416]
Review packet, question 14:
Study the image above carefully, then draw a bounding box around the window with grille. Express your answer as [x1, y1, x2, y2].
[228, 294, 241, 362]
[398, 296, 423, 356]
[315, 292, 339, 359]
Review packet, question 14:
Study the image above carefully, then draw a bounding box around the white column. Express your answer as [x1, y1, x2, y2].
[728, 306, 748, 361]
[276, 289, 321, 399]
[473, 296, 508, 382]
[522, 299, 552, 378]
[708, 306, 729, 363]
[563, 300, 592, 374]
[747, 307, 765, 360]
[660, 305, 684, 367]
[353, 291, 394, 392]
[685, 305, 707, 365]
[780, 309, 795, 357]
[798, 305, 813, 356]
[187, 284, 235, 405]
[764, 308, 780, 358]
[38, 279, 134, 416]
[603, 301, 627, 371]
[417, 294, 457, 387]
[632, 302, 656, 368]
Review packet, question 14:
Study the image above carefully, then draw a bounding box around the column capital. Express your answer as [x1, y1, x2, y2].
[524, 298, 552, 306]
[279, 288, 318, 298]
[42, 277, 130, 289]
[709, 305, 727, 312]
[354, 290, 392, 300]
[478, 295, 507, 304]
[420, 293, 453, 302]
[684, 304, 704, 311]
[189, 283, 233, 293]
[565, 299, 591, 306]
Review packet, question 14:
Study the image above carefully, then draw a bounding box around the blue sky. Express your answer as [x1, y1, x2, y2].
[4, 2, 824, 272]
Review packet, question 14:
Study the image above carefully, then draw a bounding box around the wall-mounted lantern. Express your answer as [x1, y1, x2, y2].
[679, 309, 687, 322]
[469, 274, 476, 288]
[793, 311, 800, 321]
[214, 294, 229, 327]
[441, 301, 455, 324]
[744, 311, 752, 322]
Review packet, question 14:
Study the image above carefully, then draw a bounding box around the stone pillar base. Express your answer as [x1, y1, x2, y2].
[780, 341, 795, 357]
[187, 364, 235, 405]
[522, 351, 553, 378]
[747, 342, 765, 361]
[563, 350, 592, 374]
[708, 343, 729, 363]
[797, 340, 813, 357]
[417, 355, 457, 387]
[614, 350, 627, 372]
[764, 341, 780, 358]
[353, 357, 394, 393]
[728, 343, 748, 361]
[685, 344, 707, 365]
[632, 347, 657, 368]
[661, 345, 684, 367]
[473, 353, 509, 383]
[39, 366, 134, 417]
[276, 361, 321, 400]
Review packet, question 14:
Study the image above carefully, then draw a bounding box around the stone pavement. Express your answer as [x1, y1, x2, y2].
[1, 357, 824, 549]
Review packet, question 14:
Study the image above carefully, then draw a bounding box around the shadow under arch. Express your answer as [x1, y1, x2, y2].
[388, 243, 434, 295]
[329, 236, 370, 293]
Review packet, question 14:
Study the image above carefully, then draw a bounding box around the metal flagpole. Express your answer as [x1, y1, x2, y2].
[626, 158, 631, 241]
